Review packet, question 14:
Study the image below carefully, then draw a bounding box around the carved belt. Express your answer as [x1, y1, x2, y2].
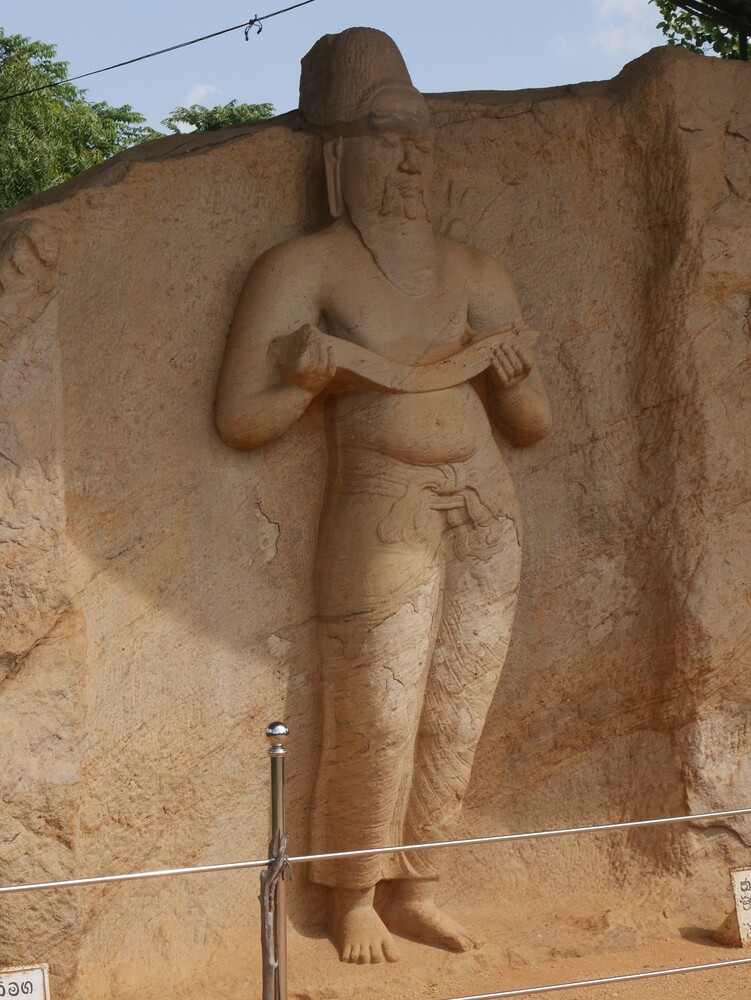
[332, 450, 509, 560]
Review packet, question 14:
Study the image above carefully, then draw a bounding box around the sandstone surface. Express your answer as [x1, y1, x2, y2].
[1, 42, 750, 999]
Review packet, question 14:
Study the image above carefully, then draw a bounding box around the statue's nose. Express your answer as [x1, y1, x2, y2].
[398, 141, 420, 174]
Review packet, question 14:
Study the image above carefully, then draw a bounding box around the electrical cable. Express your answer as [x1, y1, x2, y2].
[0, 0, 319, 102]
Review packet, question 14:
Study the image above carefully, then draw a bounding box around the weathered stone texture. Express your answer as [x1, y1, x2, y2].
[1, 44, 750, 998]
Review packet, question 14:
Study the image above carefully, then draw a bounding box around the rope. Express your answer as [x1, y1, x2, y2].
[287, 805, 751, 866]
[259, 832, 290, 1000]
[441, 956, 751, 999]
[0, 805, 749, 895]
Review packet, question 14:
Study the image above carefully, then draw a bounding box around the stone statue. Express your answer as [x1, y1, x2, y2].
[216, 27, 552, 965]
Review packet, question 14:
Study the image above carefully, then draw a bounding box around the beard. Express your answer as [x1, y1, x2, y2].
[346, 172, 436, 296]
[380, 172, 430, 222]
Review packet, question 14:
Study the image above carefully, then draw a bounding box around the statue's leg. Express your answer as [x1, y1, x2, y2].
[410, 510, 522, 841]
[309, 487, 444, 961]
[380, 507, 522, 949]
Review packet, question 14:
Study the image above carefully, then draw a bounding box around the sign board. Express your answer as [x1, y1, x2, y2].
[731, 867, 751, 947]
[0, 965, 50, 999]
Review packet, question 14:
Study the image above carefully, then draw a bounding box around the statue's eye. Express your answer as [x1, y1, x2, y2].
[416, 140, 433, 154]
[381, 134, 400, 148]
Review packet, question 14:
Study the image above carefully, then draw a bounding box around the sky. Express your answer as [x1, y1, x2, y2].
[6, 0, 671, 131]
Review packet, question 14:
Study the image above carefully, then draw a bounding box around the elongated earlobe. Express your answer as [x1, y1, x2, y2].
[323, 138, 343, 220]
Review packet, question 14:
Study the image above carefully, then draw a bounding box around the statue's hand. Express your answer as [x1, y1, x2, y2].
[275, 324, 337, 394]
[489, 341, 532, 390]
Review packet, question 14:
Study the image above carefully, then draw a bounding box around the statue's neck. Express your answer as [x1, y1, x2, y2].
[348, 213, 437, 298]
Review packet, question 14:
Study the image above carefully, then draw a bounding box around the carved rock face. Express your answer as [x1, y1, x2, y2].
[216, 30, 549, 967]
[1, 32, 750, 1000]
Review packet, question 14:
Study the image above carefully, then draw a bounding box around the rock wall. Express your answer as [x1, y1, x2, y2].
[1, 44, 750, 999]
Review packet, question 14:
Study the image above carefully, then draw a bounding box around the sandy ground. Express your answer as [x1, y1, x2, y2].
[288, 912, 751, 1000]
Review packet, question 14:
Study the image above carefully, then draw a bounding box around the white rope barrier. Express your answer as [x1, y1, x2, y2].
[1, 805, 749, 895]
[0, 857, 272, 895]
[440, 956, 751, 999]
[287, 805, 751, 865]
[2, 725, 749, 1000]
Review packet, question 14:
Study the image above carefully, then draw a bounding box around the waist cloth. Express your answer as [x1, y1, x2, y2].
[328, 444, 517, 560]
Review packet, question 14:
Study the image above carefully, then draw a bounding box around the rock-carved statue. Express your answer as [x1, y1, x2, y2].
[216, 27, 552, 964]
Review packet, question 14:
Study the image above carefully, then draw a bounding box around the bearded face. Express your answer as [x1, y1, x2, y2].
[328, 92, 437, 295]
[339, 127, 434, 225]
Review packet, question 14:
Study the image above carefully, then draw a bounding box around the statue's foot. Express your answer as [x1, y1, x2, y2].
[380, 881, 480, 952]
[332, 887, 401, 964]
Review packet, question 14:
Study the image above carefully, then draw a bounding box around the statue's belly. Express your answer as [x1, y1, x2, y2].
[332, 384, 493, 465]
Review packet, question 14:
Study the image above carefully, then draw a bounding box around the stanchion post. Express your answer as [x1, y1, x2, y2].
[266, 722, 289, 1000]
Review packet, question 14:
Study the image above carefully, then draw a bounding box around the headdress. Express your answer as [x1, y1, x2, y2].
[299, 27, 428, 129]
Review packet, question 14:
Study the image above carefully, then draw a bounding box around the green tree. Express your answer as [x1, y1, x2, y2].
[651, 1, 747, 58]
[161, 99, 274, 133]
[0, 29, 160, 214]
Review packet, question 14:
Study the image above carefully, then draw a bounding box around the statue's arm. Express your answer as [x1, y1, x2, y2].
[215, 246, 328, 451]
[467, 248, 553, 446]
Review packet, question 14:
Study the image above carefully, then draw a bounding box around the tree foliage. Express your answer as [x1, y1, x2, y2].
[651, 1, 744, 58]
[161, 99, 274, 134]
[0, 29, 277, 214]
[0, 29, 161, 214]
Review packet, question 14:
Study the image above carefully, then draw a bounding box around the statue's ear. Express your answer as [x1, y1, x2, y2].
[323, 137, 343, 220]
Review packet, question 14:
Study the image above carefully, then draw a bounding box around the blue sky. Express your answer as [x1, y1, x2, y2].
[7, 0, 669, 130]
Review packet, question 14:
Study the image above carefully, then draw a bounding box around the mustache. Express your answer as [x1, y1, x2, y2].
[380, 172, 430, 221]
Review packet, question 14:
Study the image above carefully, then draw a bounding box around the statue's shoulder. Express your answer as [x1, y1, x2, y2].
[252, 226, 342, 277]
[436, 235, 511, 282]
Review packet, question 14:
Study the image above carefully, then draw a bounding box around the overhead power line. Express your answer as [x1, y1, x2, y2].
[0, 0, 319, 103]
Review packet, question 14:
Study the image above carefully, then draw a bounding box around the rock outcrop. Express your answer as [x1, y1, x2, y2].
[1, 43, 750, 999]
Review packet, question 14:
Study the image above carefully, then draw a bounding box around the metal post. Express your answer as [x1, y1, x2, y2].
[266, 722, 289, 1000]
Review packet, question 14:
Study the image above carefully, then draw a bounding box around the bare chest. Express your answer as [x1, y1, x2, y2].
[321, 258, 470, 366]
